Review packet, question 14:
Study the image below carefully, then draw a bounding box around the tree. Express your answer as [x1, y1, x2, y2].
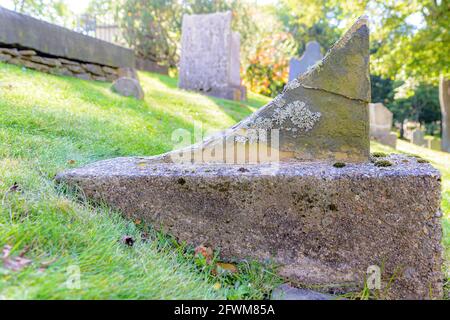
[118, 0, 182, 68]
[276, 0, 342, 55]
[11, 0, 71, 26]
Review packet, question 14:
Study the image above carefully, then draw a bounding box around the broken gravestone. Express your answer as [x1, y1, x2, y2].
[369, 102, 397, 148]
[289, 41, 323, 81]
[57, 17, 443, 299]
[178, 11, 246, 101]
[112, 77, 144, 100]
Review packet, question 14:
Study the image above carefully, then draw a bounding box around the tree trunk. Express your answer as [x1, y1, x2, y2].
[400, 118, 405, 139]
[439, 76, 450, 152]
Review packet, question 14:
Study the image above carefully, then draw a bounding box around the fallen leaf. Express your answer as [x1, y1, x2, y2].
[9, 182, 20, 192]
[194, 245, 213, 264]
[141, 232, 149, 242]
[215, 262, 238, 275]
[1, 244, 32, 272]
[121, 235, 135, 247]
[213, 282, 222, 290]
[134, 219, 142, 225]
[67, 159, 76, 165]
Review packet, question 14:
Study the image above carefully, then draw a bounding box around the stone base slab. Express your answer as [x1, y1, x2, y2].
[56, 155, 443, 299]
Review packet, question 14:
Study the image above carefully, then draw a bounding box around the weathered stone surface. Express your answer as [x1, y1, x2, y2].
[0, 7, 134, 68]
[440, 76, 450, 152]
[59, 58, 81, 66]
[112, 77, 144, 99]
[178, 11, 246, 101]
[0, 53, 11, 62]
[74, 73, 92, 81]
[18, 49, 36, 56]
[56, 155, 443, 299]
[67, 65, 85, 74]
[82, 63, 105, 76]
[369, 102, 396, 148]
[49, 67, 72, 76]
[289, 41, 323, 81]
[298, 19, 371, 102]
[271, 284, 334, 300]
[22, 59, 50, 72]
[0, 47, 19, 56]
[102, 66, 118, 75]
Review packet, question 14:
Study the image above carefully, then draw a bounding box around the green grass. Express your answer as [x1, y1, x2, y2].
[0, 61, 449, 299]
[0, 62, 278, 299]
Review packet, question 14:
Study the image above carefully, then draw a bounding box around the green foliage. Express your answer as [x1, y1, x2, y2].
[277, 0, 342, 56]
[9, 0, 71, 26]
[243, 32, 296, 97]
[118, 0, 182, 67]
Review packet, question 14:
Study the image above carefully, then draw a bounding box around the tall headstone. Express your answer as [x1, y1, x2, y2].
[57, 17, 443, 299]
[289, 41, 323, 81]
[369, 102, 397, 148]
[439, 76, 450, 152]
[178, 11, 246, 101]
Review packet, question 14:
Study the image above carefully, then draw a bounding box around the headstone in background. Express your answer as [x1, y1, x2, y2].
[411, 128, 426, 147]
[403, 121, 420, 140]
[439, 76, 450, 152]
[178, 11, 246, 101]
[426, 137, 442, 151]
[369, 102, 397, 148]
[289, 41, 323, 81]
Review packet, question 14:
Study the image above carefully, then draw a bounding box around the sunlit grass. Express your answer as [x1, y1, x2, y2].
[0, 62, 278, 299]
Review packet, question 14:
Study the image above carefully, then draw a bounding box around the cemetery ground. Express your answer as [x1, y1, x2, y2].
[0, 62, 448, 299]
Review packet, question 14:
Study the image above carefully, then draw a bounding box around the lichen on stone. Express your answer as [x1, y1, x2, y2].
[281, 100, 322, 132]
[284, 78, 301, 91]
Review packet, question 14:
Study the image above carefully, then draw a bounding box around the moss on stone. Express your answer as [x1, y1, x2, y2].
[371, 152, 387, 158]
[374, 160, 392, 167]
[333, 162, 346, 168]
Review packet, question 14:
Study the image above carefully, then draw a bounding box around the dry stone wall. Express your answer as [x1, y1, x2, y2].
[0, 47, 122, 82]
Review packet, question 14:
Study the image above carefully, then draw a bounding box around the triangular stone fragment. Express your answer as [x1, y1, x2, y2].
[150, 16, 370, 164]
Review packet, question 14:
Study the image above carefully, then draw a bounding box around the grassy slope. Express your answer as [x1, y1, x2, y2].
[0, 62, 448, 299]
[0, 63, 276, 299]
